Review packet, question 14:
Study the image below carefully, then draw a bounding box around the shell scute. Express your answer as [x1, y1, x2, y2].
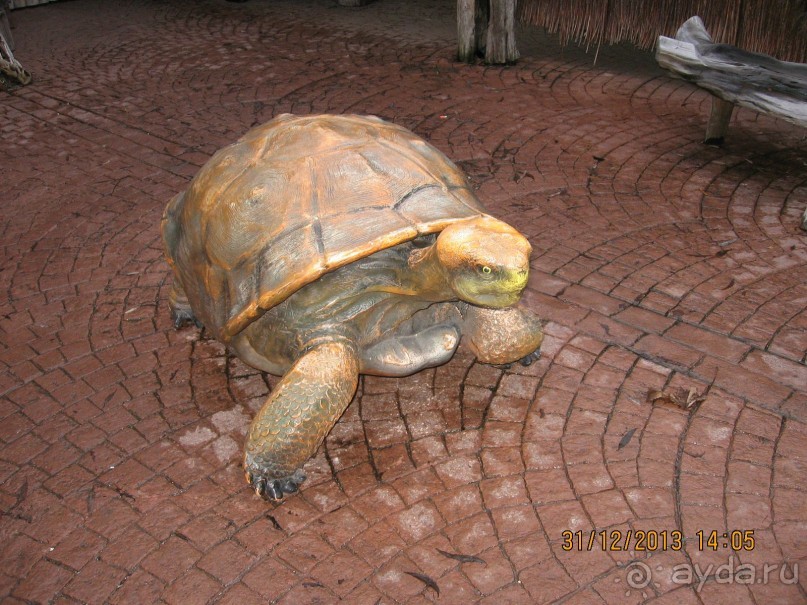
[162, 114, 486, 341]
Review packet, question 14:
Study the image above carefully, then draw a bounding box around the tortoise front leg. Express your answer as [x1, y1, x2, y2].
[461, 304, 544, 366]
[244, 340, 359, 500]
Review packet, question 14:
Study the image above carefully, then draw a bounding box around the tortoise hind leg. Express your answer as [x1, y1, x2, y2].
[161, 191, 200, 329]
[244, 339, 360, 500]
[168, 282, 202, 329]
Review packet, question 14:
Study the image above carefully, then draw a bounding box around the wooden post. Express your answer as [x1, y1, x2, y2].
[475, 0, 489, 57]
[704, 97, 735, 145]
[457, 0, 477, 63]
[0, 0, 13, 51]
[485, 0, 518, 64]
[0, 27, 30, 85]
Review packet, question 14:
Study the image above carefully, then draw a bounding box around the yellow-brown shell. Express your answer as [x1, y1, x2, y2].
[162, 114, 487, 341]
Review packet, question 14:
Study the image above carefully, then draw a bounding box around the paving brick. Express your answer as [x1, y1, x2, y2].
[665, 323, 751, 362]
[698, 357, 792, 406]
[48, 527, 106, 572]
[162, 569, 222, 605]
[633, 333, 703, 370]
[139, 536, 201, 583]
[108, 570, 164, 605]
[740, 349, 807, 391]
[562, 284, 627, 316]
[3, 1, 806, 604]
[614, 305, 676, 334]
[577, 311, 644, 347]
[492, 505, 543, 541]
[62, 559, 127, 604]
[11, 559, 74, 602]
[196, 540, 257, 586]
[100, 525, 159, 570]
[309, 550, 372, 597]
[519, 558, 576, 604]
[214, 583, 265, 605]
[555, 543, 614, 587]
[241, 557, 299, 599]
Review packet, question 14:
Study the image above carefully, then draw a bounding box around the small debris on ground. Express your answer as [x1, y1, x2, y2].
[405, 571, 440, 595]
[646, 387, 706, 410]
[437, 548, 486, 565]
[618, 428, 637, 449]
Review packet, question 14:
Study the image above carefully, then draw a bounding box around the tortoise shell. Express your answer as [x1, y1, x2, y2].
[162, 114, 488, 341]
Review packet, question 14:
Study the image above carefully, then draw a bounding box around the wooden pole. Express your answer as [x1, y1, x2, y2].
[485, 0, 518, 64]
[457, 0, 477, 63]
[475, 0, 489, 57]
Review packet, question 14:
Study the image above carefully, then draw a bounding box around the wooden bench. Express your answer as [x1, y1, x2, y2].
[656, 16, 807, 144]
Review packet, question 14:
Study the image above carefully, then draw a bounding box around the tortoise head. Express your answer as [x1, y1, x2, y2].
[435, 216, 531, 308]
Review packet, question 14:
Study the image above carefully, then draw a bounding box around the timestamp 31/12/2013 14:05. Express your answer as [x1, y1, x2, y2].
[561, 529, 757, 552]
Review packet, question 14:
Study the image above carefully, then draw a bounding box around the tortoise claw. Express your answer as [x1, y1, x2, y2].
[519, 349, 542, 366]
[171, 307, 202, 330]
[265, 480, 284, 500]
[245, 464, 306, 501]
[252, 476, 267, 498]
[280, 478, 300, 493]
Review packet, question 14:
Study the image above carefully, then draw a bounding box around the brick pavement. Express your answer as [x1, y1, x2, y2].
[1, 0, 806, 603]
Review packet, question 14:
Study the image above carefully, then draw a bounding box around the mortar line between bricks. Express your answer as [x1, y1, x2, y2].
[748, 284, 807, 364]
[625, 345, 796, 415]
[553, 306, 799, 416]
[8, 92, 190, 178]
[555, 279, 805, 392]
[670, 390, 710, 580]
[572, 280, 798, 372]
[19, 88, 192, 151]
[697, 264, 807, 335]
[356, 383, 383, 484]
[770, 418, 807, 603]
[4, 1, 806, 602]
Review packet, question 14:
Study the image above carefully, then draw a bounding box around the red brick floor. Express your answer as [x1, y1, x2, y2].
[2, 1, 806, 603]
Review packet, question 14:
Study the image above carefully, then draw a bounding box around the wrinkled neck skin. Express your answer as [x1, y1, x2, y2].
[404, 244, 456, 302]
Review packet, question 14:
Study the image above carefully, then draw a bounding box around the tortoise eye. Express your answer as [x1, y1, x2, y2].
[481, 265, 492, 275]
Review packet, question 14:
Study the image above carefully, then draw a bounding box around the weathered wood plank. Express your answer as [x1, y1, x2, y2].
[656, 16, 807, 135]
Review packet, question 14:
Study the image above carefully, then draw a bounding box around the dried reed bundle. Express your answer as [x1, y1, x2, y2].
[518, 0, 807, 63]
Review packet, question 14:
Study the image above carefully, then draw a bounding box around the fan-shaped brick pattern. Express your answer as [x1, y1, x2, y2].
[2, 1, 806, 604]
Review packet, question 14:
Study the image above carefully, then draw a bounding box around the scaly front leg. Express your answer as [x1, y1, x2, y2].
[244, 339, 359, 500]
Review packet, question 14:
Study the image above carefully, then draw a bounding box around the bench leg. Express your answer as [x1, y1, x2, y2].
[704, 97, 734, 145]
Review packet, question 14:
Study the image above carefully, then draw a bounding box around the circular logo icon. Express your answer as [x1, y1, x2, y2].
[625, 561, 652, 589]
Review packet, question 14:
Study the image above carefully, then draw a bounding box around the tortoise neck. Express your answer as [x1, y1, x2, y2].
[405, 244, 456, 301]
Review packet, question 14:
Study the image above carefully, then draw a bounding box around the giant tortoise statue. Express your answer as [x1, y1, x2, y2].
[162, 114, 543, 500]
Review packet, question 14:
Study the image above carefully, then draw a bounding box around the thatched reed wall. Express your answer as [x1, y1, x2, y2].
[518, 0, 807, 63]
